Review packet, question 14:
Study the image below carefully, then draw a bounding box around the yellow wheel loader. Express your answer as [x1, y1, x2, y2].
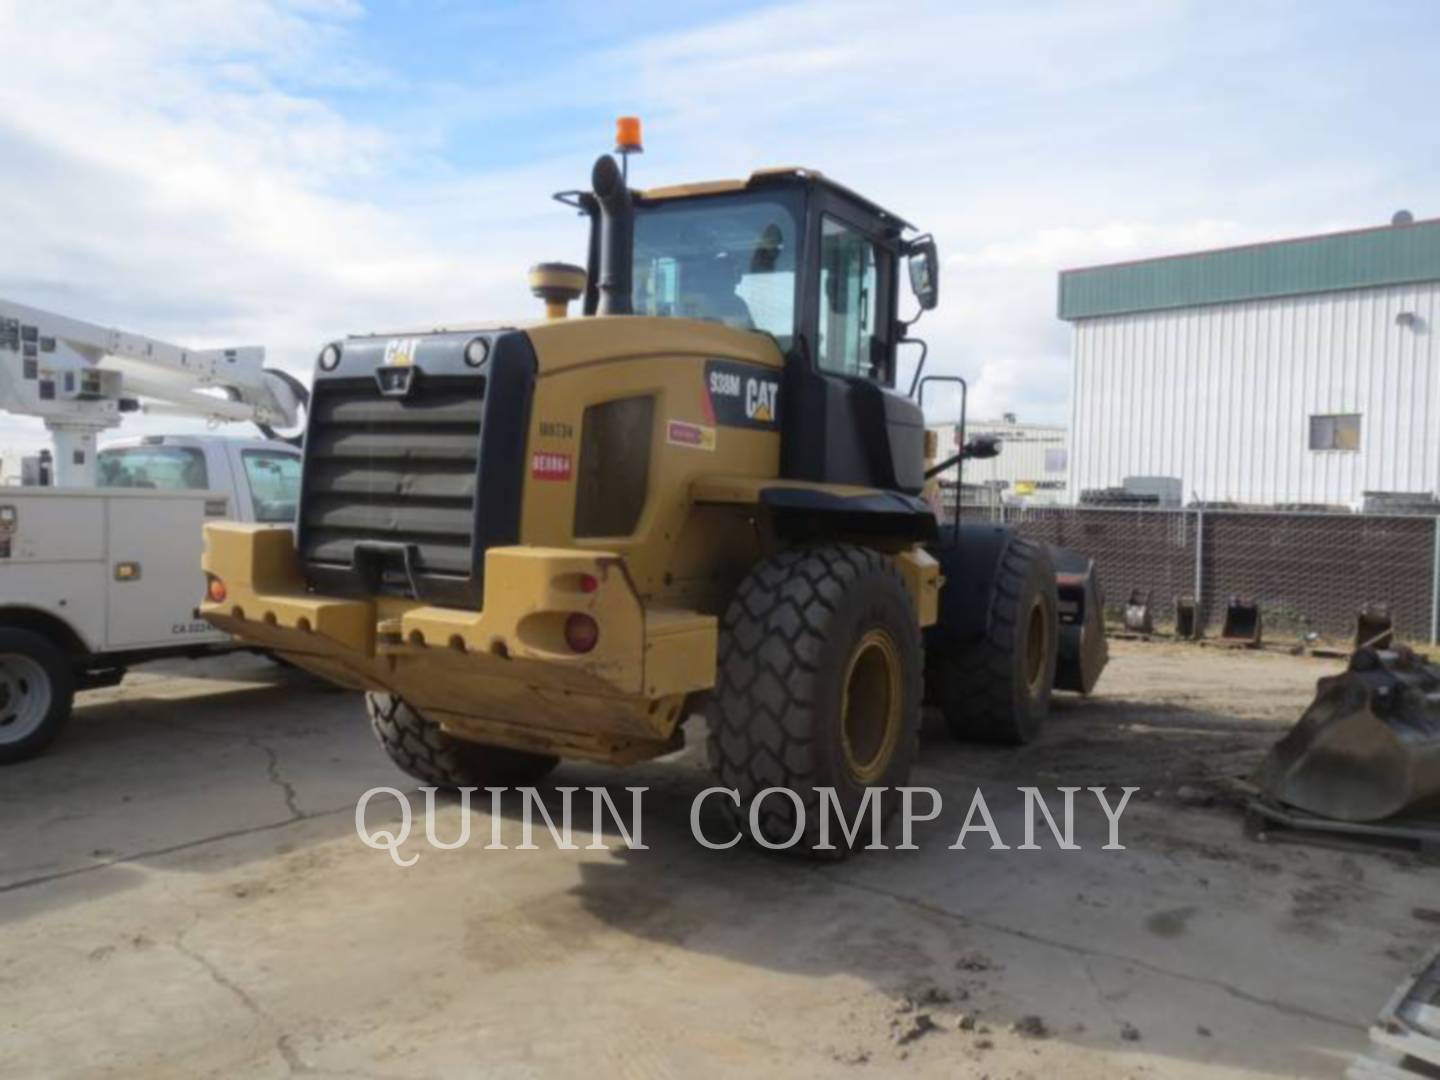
[200, 124, 1107, 853]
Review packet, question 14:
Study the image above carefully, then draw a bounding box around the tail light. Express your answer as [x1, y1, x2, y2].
[564, 613, 599, 654]
[206, 576, 227, 603]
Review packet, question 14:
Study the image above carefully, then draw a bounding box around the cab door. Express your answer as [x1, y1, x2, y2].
[781, 192, 924, 492]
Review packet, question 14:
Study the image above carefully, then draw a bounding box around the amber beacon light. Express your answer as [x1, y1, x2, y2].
[614, 116, 643, 154]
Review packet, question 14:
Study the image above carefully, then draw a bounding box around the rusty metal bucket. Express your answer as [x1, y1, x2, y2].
[1221, 595, 1262, 646]
[1355, 603, 1394, 650]
[1123, 588, 1154, 635]
[1254, 647, 1440, 822]
[1174, 595, 1199, 640]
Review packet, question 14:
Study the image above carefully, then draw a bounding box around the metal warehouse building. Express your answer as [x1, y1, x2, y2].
[1059, 215, 1440, 509]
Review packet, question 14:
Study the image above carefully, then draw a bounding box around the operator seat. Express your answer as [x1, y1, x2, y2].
[680, 254, 754, 330]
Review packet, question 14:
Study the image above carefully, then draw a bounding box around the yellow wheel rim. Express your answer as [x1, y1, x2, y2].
[841, 629, 903, 784]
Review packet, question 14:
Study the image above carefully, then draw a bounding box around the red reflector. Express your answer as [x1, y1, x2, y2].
[564, 612, 599, 654]
[579, 573, 599, 594]
[207, 577, 227, 603]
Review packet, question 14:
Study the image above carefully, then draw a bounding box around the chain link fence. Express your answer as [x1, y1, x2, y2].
[951, 501, 1440, 644]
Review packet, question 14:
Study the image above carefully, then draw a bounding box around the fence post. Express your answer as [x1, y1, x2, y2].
[1194, 509, 1205, 627]
[1432, 515, 1439, 646]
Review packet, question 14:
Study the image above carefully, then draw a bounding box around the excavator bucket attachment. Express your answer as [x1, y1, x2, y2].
[1255, 647, 1440, 822]
[1221, 595, 1262, 645]
[1123, 588, 1154, 635]
[1354, 603, 1394, 650]
[1175, 595, 1200, 640]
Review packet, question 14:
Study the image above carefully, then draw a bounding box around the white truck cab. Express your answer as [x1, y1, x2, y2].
[97, 433, 301, 526]
[0, 433, 302, 763]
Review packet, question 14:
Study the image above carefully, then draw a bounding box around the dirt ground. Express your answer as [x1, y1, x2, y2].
[1, 641, 1436, 1079]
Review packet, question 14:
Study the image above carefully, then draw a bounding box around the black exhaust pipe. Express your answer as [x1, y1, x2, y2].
[592, 154, 634, 316]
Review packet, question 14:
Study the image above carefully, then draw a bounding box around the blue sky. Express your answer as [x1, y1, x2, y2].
[0, 0, 1437, 455]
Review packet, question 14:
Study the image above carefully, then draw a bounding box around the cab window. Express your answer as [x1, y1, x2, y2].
[818, 216, 887, 381]
[241, 450, 301, 523]
[632, 194, 800, 348]
[97, 446, 209, 490]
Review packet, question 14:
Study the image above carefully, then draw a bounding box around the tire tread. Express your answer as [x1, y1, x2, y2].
[705, 544, 922, 854]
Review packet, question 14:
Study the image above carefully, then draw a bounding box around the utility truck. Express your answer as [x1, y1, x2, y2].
[0, 300, 304, 762]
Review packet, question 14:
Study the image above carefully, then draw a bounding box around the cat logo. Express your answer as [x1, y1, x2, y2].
[704, 359, 780, 431]
[383, 338, 420, 367]
[745, 378, 777, 422]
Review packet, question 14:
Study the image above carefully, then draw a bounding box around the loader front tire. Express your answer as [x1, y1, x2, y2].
[706, 545, 922, 857]
[928, 536, 1058, 744]
[366, 693, 559, 788]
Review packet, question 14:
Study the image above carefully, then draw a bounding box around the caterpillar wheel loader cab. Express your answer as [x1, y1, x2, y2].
[201, 125, 1107, 854]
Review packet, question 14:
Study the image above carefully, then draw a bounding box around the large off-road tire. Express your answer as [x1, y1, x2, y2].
[706, 545, 922, 857]
[366, 692, 559, 787]
[0, 628, 75, 765]
[928, 537, 1058, 744]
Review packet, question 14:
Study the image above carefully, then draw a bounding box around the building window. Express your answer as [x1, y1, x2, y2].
[1045, 448, 1068, 473]
[1309, 414, 1361, 452]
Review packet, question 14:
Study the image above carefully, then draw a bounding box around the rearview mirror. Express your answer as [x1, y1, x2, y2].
[907, 238, 940, 311]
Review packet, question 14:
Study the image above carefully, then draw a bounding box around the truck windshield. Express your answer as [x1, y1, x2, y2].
[632, 194, 799, 348]
[97, 446, 209, 490]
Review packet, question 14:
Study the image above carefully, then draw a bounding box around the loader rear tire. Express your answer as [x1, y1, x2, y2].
[706, 544, 922, 857]
[928, 536, 1058, 744]
[366, 693, 559, 788]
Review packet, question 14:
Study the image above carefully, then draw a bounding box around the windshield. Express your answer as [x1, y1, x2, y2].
[97, 445, 209, 490]
[632, 193, 800, 348]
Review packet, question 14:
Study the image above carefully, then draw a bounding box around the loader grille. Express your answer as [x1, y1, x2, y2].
[296, 331, 535, 609]
[302, 375, 483, 577]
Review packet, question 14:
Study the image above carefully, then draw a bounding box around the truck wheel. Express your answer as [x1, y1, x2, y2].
[366, 692, 559, 787]
[0, 629, 75, 765]
[928, 537, 1058, 744]
[706, 545, 922, 856]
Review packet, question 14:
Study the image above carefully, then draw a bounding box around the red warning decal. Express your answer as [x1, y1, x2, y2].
[530, 451, 573, 481]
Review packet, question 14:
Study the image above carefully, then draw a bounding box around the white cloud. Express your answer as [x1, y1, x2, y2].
[0, 0, 1429, 469]
[0, 0, 582, 462]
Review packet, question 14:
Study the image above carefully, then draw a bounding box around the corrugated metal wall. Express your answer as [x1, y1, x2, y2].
[1068, 281, 1440, 506]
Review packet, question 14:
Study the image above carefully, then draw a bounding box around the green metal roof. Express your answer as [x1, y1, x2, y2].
[1058, 217, 1440, 320]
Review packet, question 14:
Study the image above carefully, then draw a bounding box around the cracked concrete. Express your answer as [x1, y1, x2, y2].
[176, 925, 317, 1078]
[247, 733, 305, 822]
[0, 644, 1435, 1078]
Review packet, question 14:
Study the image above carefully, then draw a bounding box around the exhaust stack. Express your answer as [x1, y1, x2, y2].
[592, 154, 634, 316]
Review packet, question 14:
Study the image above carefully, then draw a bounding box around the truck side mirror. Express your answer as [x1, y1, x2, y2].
[907, 238, 940, 311]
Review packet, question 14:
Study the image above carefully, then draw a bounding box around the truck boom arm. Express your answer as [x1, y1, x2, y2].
[0, 298, 304, 485]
